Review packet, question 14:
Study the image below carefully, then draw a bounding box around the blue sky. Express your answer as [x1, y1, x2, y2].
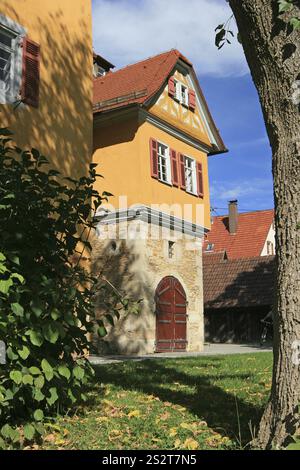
[92, 0, 274, 214]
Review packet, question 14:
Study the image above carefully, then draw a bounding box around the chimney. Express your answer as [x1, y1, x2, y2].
[228, 200, 238, 234]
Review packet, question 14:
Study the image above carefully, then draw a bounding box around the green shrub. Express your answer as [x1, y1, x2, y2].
[0, 128, 126, 448]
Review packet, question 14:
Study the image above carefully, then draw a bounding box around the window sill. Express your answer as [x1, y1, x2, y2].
[185, 189, 199, 198]
[158, 178, 173, 187]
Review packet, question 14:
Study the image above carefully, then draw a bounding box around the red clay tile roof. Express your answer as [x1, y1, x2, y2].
[203, 255, 275, 309]
[93, 49, 188, 113]
[203, 209, 274, 260]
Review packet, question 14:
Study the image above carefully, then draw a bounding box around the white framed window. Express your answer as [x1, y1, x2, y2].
[157, 141, 172, 184]
[174, 79, 188, 106]
[205, 243, 214, 252]
[184, 156, 197, 195]
[93, 63, 106, 78]
[267, 241, 274, 255]
[0, 15, 26, 105]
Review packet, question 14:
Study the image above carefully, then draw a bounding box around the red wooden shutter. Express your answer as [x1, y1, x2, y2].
[179, 153, 186, 190]
[21, 37, 40, 108]
[150, 138, 158, 179]
[170, 149, 179, 187]
[197, 162, 204, 197]
[168, 76, 175, 97]
[188, 89, 196, 111]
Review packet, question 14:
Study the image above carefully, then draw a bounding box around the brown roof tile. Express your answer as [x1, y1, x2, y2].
[203, 255, 275, 309]
[203, 209, 274, 260]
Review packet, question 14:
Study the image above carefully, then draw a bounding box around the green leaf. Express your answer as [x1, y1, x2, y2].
[11, 302, 24, 317]
[33, 409, 44, 422]
[1, 424, 12, 438]
[18, 345, 30, 360]
[22, 374, 33, 385]
[29, 366, 41, 375]
[214, 23, 224, 32]
[51, 308, 60, 320]
[34, 374, 45, 389]
[215, 28, 226, 49]
[7, 346, 18, 361]
[47, 387, 58, 406]
[1, 424, 19, 442]
[23, 423, 35, 441]
[30, 299, 44, 318]
[0, 278, 13, 294]
[58, 365, 71, 380]
[278, 0, 293, 13]
[97, 325, 107, 338]
[9, 370, 22, 384]
[73, 366, 85, 380]
[42, 322, 59, 344]
[29, 329, 44, 347]
[41, 359, 53, 381]
[34, 389, 45, 402]
[290, 17, 300, 30]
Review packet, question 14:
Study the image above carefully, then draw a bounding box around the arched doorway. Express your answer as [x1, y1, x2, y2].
[155, 276, 187, 352]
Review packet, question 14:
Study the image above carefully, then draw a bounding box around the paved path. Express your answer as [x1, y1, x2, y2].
[89, 343, 272, 365]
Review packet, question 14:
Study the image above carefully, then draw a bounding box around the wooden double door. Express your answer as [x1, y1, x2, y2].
[155, 276, 187, 352]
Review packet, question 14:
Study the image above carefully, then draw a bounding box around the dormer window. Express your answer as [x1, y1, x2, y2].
[206, 243, 214, 252]
[168, 75, 196, 111]
[93, 63, 106, 78]
[174, 79, 188, 106]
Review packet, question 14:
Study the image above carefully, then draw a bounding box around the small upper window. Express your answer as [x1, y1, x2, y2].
[168, 241, 175, 259]
[184, 156, 197, 195]
[174, 79, 188, 106]
[206, 243, 214, 252]
[93, 63, 106, 78]
[267, 241, 274, 255]
[157, 142, 171, 184]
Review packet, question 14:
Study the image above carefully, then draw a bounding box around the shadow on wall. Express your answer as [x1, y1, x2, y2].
[1, 2, 93, 179]
[91, 234, 155, 355]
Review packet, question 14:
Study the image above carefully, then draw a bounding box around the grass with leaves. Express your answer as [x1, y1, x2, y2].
[37, 352, 274, 450]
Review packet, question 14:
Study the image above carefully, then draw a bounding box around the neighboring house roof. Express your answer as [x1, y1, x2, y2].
[203, 255, 275, 309]
[93, 49, 227, 154]
[203, 209, 274, 259]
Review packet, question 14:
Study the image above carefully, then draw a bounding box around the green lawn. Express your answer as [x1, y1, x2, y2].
[41, 352, 272, 450]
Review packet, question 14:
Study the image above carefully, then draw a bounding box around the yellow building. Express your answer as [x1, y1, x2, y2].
[92, 49, 227, 355]
[0, 0, 93, 178]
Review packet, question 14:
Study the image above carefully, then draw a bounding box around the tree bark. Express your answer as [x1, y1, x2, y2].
[228, 0, 300, 449]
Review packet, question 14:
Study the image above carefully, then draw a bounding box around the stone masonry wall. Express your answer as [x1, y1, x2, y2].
[91, 219, 204, 355]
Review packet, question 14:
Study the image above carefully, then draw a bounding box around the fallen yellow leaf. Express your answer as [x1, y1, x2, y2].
[96, 416, 109, 423]
[184, 438, 199, 450]
[169, 427, 177, 437]
[174, 438, 181, 449]
[127, 409, 141, 418]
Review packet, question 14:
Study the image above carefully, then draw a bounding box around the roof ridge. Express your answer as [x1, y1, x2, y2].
[94, 49, 178, 81]
[213, 208, 274, 218]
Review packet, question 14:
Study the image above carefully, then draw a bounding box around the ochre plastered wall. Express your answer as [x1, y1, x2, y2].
[0, 0, 93, 178]
[93, 115, 211, 230]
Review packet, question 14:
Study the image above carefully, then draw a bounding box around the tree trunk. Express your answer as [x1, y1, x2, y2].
[228, 0, 300, 449]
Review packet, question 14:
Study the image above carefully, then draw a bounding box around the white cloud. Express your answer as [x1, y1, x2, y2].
[92, 0, 248, 77]
[210, 178, 272, 202]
